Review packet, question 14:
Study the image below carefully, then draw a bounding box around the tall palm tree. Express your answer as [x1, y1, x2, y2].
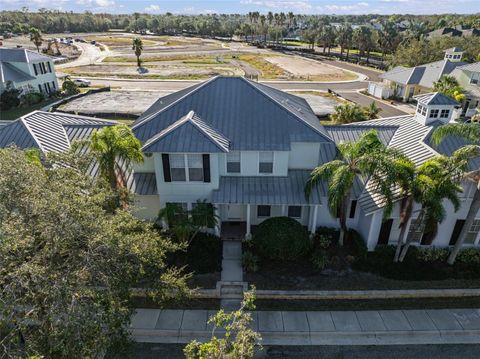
[132, 37, 143, 68]
[433, 76, 466, 102]
[432, 123, 480, 264]
[331, 103, 367, 124]
[29, 27, 43, 52]
[88, 125, 143, 191]
[305, 130, 401, 245]
[397, 151, 470, 262]
[336, 24, 353, 60]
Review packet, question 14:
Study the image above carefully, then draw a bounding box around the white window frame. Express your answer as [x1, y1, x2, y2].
[257, 205, 271, 218]
[288, 205, 302, 219]
[170, 154, 187, 182]
[258, 151, 274, 174]
[429, 109, 439, 118]
[187, 154, 204, 182]
[169, 153, 205, 183]
[226, 151, 241, 174]
[440, 109, 450, 118]
[465, 219, 480, 246]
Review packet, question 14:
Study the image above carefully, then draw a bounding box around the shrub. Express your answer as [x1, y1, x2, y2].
[313, 226, 339, 248]
[20, 91, 44, 107]
[252, 217, 310, 261]
[457, 248, 480, 265]
[242, 251, 259, 273]
[345, 229, 368, 260]
[417, 248, 449, 262]
[311, 247, 329, 270]
[0, 87, 20, 110]
[186, 232, 222, 274]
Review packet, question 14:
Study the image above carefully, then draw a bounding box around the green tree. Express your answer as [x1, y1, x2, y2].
[61, 75, 80, 96]
[432, 123, 480, 264]
[305, 130, 402, 245]
[364, 101, 382, 120]
[397, 152, 469, 262]
[336, 23, 353, 59]
[184, 287, 261, 359]
[330, 102, 367, 124]
[433, 75, 466, 102]
[0, 148, 189, 358]
[132, 37, 143, 68]
[29, 27, 42, 52]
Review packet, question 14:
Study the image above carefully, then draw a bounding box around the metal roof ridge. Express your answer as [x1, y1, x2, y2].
[19, 115, 45, 152]
[141, 112, 192, 150]
[132, 76, 219, 130]
[239, 77, 333, 143]
[189, 114, 230, 152]
[42, 110, 118, 124]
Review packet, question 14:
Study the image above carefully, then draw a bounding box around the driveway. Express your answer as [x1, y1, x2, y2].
[56, 42, 110, 69]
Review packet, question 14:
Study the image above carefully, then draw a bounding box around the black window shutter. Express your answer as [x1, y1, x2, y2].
[161, 154, 171, 182]
[203, 154, 211, 183]
[47, 62, 52, 73]
[33, 64, 38, 75]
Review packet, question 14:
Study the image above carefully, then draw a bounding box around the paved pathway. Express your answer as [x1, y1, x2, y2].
[218, 239, 244, 310]
[131, 308, 480, 345]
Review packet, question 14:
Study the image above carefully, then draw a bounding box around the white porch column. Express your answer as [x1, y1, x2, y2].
[366, 210, 384, 250]
[246, 204, 251, 239]
[214, 205, 221, 237]
[310, 205, 319, 233]
[282, 205, 287, 216]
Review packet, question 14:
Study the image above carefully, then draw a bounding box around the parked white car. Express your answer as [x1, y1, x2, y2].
[73, 79, 91, 87]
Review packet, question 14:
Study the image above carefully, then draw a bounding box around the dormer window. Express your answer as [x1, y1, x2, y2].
[259, 151, 274, 174]
[417, 105, 427, 116]
[226, 152, 241, 173]
[429, 109, 439, 119]
[440, 109, 450, 118]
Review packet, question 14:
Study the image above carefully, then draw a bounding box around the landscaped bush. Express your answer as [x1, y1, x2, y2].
[0, 87, 20, 110]
[457, 248, 480, 265]
[186, 232, 222, 274]
[20, 91, 44, 107]
[252, 217, 310, 261]
[417, 248, 449, 262]
[242, 250, 259, 273]
[344, 229, 368, 260]
[313, 226, 339, 249]
[311, 247, 329, 270]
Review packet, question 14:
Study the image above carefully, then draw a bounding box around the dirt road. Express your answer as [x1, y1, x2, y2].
[57, 42, 110, 69]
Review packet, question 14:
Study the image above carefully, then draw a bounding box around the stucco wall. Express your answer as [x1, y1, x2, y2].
[133, 195, 161, 221]
[288, 142, 321, 169]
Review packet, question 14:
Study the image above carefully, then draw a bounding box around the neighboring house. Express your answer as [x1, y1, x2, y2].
[376, 48, 466, 103]
[428, 27, 463, 38]
[450, 62, 480, 118]
[0, 77, 479, 250]
[0, 47, 59, 96]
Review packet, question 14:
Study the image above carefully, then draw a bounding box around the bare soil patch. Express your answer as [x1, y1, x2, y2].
[265, 55, 358, 81]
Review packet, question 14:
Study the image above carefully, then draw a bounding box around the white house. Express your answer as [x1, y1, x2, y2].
[0, 77, 478, 251]
[0, 48, 59, 96]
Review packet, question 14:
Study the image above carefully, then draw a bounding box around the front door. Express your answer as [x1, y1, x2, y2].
[226, 204, 244, 221]
[377, 219, 394, 245]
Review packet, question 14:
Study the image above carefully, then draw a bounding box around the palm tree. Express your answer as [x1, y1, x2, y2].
[29, 27, 43, 52]
[397, 152, 470, 262]
[331, 103, 367, 124]
[305, 130, 402, 245]
[132, 37, 143, 68]
[88, 125, 143, 191]
[337, 24, 353, 60]
[432, 123, 480, 264]
[433, 76, 466, 102]
[364, 102, 382, 120]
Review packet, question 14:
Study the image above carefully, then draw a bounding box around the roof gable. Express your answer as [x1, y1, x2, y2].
[0, 48, 53, 63]
[413, 92, 459, 106]
[0, 62, 35, 83]
[142, 111, 230, 153]
[133, 76, 332, 151]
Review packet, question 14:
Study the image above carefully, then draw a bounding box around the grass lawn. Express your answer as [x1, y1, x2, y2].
[330, 47, 384, 57]
[1, 98, 58, 121]
[103, 54, 224, 63]
[85, 36, 157, 47]
[227, 54, 286, 79]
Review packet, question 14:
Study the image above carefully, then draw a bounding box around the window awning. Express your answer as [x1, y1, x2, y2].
[212, 170, 324, 205]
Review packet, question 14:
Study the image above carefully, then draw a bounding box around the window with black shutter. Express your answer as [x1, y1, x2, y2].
[33, 64, 38, 75]
[349, 200, 357, 219]
[161, 154, 171, 182]
[47, 62, 52, 73]
[202, 154, 210, 183]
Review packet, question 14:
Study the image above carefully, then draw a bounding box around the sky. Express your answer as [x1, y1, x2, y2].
[1, 0, 480, 15]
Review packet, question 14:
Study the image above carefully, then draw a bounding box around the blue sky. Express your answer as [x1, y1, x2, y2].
[1, 0, 479, 15]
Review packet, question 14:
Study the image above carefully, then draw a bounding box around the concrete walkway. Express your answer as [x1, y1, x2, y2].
[218, 239, 245, 310]
[131, 308, 480, 345]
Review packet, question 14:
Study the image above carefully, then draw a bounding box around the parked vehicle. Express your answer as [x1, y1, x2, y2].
[72, 78, 91, 87]
[90, 40, 96, 45]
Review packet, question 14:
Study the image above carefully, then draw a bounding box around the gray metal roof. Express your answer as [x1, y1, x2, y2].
[326, 125, 398, 146]
[381, 60, 466, 88]
[0, 111, 117, 153]
[212, 170, 324, 205]
[457, 62, 480, 73]
[133, 76, 332, 151]
[128, 172, 157, 195]
[0, 48, 53, 63]
[0, 62, 35, 83]
[142, 110, 230, 153]
[413, 92, 459, 106]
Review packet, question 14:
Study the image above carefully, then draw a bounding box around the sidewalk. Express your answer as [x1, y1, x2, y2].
[130, 308, 480, 346]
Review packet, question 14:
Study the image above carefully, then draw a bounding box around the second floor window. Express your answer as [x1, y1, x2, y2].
[429, 109, 439, 118]
[440, 109, 450, 118]
[170, 154, 186, 181]
[259, 151, 273, 174]
[188, 154, 204, 182]
[226, 152, 240, 173]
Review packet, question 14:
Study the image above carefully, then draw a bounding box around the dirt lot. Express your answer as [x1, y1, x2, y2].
[2, 35, 80, 60]
[265, 55, 358, 81]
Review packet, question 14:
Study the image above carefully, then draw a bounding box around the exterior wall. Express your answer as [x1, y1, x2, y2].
[133, 195, 161, 221]
[218, 151, 289, 177]
[132, 154, 155, 172]
[154, 152, 221, 206]
[288, 142, 321, 169]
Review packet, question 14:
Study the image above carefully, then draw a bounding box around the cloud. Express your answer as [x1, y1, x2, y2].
[76, 0, 114, 8]
[240, 0, 312, 12]
[318, 1, 370, 14]
[144, 4, 161, 13]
